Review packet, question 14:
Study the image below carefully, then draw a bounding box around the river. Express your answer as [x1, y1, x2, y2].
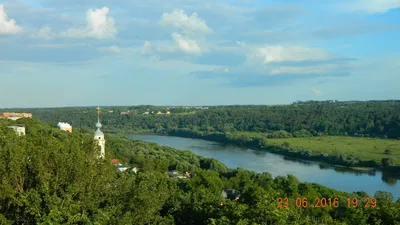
[129, 134, 400, 199]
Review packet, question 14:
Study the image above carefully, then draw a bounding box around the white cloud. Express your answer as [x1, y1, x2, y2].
[97, 45, 128, 54]
[0, 5, 23, 34]
[341, 0, 400, 13]
[236, 41, 247, 48]
[247, 45, 331, 65]
[224, 68, 229, 73]
[269, 64, 345, 75]
[31, 26, 54, 40]
[108, 45, 121, 53]
[171, 33, 205, 55]
[60, 7, 117, 39]
[312, 88, 321, 95]
[28, 43, 91, 48]
[141, 40, 153, 55]
[161, 9, 212, 34]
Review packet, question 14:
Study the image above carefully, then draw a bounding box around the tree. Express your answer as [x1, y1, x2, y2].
[1, 118, 400, 224]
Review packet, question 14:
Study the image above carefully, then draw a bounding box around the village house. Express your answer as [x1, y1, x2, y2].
[7, 125, 26, 136]
[111, 159, 137, 173]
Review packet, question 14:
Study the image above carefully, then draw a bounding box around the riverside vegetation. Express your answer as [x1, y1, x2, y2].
[0, 118, 400, 224]
[22, 100, 400, 171]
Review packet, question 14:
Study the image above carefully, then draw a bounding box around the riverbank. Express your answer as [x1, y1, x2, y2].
[150, 129, 400, 173]
[130, 133, 400, 200]
[107, 127, 400, 172]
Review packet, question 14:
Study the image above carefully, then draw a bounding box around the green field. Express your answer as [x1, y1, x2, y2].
[265, 136, 400, 165]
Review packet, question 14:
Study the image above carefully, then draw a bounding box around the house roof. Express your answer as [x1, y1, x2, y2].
[221, 189, 241, 199]
[111, 159, 120, 164]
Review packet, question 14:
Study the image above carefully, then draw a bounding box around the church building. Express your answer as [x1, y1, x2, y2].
[94, 106, 105, 159]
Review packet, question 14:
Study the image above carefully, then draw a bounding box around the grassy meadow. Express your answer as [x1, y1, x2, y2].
[266, 136, 400, 165]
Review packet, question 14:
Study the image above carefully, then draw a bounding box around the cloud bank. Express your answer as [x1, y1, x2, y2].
[60, 7, 117, 39]
[341, 0, 400, 14]
[0, 5, 23, 34]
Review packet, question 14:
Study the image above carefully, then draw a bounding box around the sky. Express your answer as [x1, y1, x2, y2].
[0, 0, 399, 108]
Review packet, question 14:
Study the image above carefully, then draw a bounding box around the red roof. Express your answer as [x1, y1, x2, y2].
[111, 159, 120, 165]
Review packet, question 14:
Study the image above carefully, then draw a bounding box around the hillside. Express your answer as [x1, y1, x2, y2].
[18, 101, 397, 170]
[15, 101, 400, 139]
[0, 118, 399, 224]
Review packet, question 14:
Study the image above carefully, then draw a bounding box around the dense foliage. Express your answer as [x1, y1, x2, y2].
[10, 100, 399, 170]
[18, 100, 400, 139]
[0, 118, 400, 224]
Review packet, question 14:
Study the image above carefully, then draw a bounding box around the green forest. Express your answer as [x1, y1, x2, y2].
[14, 100, 400, 170]
[0, 118, 400, 224]
[19, 101, 400, 138]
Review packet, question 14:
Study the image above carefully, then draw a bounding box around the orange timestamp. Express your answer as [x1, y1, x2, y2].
[277, 197, 377, 209]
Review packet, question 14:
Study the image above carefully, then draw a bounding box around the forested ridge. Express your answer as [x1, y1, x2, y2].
[15, 100, 400, 139]
[9, 100, 400, 170]
[0, 118, 400, 224]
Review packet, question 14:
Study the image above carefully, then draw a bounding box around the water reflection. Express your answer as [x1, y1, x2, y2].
[333, 167, 376, 177]
[257, 150, 400, 186]
[319, 163, 330, 170]
[251, 149, 270, 157]
[277, 156, 400, 187]
[282, 156, 314, 167]
[382, 171, 400, 186]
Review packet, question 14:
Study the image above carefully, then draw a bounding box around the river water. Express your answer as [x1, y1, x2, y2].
[129, 134, 400, 199]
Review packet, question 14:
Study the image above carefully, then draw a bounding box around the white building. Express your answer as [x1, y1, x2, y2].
[94, 107, 105, 159]
[117, 164, 128, 172]
[57, 122, 72, 132]
[7, 125, 26, 136]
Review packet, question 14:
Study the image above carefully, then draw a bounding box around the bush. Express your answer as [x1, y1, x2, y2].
[383, 148, 392, 155]
[381, 157, 397, 168]
[282, 141, 290, 148]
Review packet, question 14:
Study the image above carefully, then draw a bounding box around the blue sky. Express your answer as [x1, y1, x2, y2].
[0, 0, 399, 107]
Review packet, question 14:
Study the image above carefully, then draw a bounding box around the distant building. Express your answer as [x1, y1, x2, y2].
[7, 125, 26, 136]
[166, 111, 171, 115]
[156, 111, 164, 115]
[117, 164, 128, 172]
[129, 167, 138, 174]
[57, 122, 72, 133]
[143, 112, 150, 115]
[167, 170, 190, 179]
[111, 159, 120, 165]
[221, 189, 241, 201]
[120, 111, 129, 115]
[111, 159, 136, 173]
[0, 112, 32, 120]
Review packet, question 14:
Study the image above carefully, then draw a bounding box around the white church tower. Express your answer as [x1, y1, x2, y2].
[94, 106, 105, 159]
